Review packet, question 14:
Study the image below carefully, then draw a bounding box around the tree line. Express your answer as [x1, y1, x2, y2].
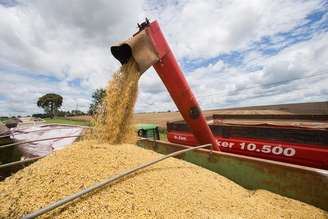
[36, 89, 106, 118]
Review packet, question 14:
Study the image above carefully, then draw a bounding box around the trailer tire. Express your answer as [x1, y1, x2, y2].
[138, 129, 145, 137]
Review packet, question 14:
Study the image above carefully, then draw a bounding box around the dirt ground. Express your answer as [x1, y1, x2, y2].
[68, 109, 289, 128]
[68, 102, 328, 128]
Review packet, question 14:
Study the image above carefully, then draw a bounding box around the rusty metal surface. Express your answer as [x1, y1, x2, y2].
[213, 114, 328, 121]
[213, 119, 328, 129]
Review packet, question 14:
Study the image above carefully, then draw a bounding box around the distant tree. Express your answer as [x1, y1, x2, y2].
[37, 93, 63, 118]
[88, 89, 106, 115]
[0, 116, 9, 121]
[56, 110, 68, 117]
[32, 113, 47, 118]
[70, 110, 85, 116]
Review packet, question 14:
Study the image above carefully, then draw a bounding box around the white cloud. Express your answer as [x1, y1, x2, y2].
[262, 32, 328, 80]
[0, 69, 91, 116]
[147, 0, 322, 59]
[0, 0, 145, 88]
[0, 0, 327, 115]
[187, 32, 328, 109]
[0, 0, 146, 115]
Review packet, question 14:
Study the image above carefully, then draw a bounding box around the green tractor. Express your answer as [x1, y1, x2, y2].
[136, 124, 160, 140]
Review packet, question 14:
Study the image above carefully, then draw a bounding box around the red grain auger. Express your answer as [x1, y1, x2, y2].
[111, 18, 219, 151]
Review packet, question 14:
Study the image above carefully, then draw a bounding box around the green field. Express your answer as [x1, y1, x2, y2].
[44, 117, 90, 126]
[0, 117, 8, 122]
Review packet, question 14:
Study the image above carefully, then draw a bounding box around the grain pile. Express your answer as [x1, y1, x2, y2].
[0, 59, 327, 218]
[1, 142, 327, 219]
[87, 59, 141, 144]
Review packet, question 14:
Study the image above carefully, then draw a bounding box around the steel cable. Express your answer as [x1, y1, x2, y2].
[0, 156, 45, 169]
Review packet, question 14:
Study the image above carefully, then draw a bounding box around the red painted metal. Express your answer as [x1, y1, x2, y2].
[142, 21, 219, 150]
[167, 131, 328, 169]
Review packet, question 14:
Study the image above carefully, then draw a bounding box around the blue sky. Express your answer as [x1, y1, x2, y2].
[182, 3, 328, 72]
[0, 0, 327, 116]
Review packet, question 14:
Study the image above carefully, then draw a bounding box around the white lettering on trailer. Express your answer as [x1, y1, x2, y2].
[220, 141, 296, 157]
[173, 135, 187, 141]
[240, 142, 296, 157]
[173, 135, 297, 157]
[216, 140, 234, 148]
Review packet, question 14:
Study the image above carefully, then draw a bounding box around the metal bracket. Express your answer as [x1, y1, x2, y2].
[189, 106, 200, 119]
[137, 18, 150, 31]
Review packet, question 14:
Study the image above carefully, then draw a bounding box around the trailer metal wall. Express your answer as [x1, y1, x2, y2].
[137, 139, 328, 211]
